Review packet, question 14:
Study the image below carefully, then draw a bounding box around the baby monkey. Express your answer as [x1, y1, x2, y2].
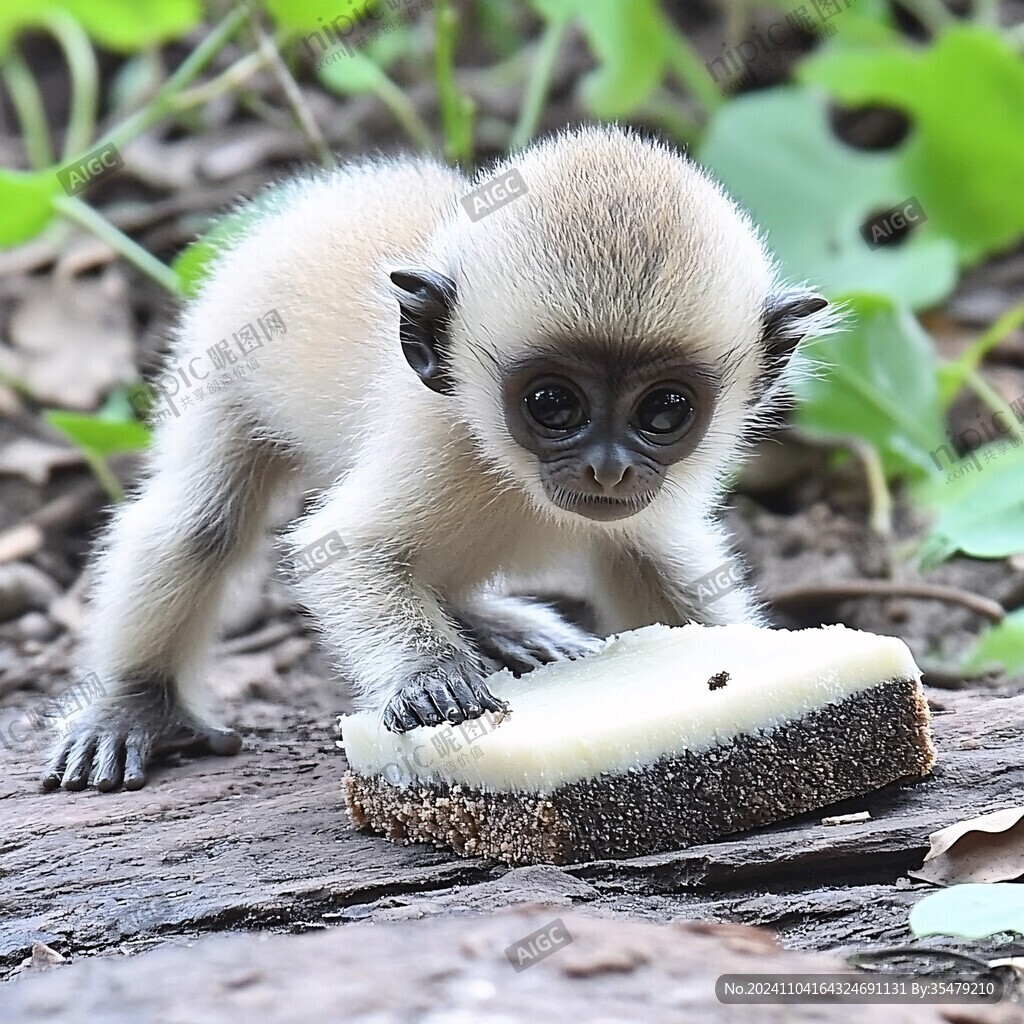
[44, 125, 830, 792]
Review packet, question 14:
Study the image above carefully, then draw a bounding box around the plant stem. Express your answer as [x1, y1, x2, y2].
[950, 299, 1024, 377]
[42, 11, 99, 161]
[847, 435, 894, 538]
[169, 48, 269, 109]
[965, 368, 1024, 443]
[2, 48, 54, 168]
[97, 5, 251, 154]
[664, 26, 723, 118]
[510, 16, 566, 151]
[373, 74, 435, 150]
[434, 0, 474, 164]
[249, 19, 335, 168]
[53, 195, 183, 295]
[85, 453, 125, 503]
[635, 89, 702, 148]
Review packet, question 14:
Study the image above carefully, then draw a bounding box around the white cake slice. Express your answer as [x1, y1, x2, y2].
[340, 623, 935, 865]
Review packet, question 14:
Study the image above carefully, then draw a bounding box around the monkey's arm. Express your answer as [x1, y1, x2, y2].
[290, 495, 508, 733]
[596, 522, 766, 632]
[453, 592, 601, 676]
[646, 522, 766, 627]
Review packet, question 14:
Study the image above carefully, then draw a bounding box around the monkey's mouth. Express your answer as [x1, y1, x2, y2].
[547, 487, 656, 522]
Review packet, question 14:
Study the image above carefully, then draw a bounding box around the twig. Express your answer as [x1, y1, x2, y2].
[97, 5, 250, 155]
[771, 580, 1005, 623]
[249, 19, 335, 168]
[0, 479, 105, 565]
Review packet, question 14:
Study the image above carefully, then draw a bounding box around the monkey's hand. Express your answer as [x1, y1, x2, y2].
[41, 691, 241, 792]
[382, 654, 508, 733]
[457, 595, 603, 677]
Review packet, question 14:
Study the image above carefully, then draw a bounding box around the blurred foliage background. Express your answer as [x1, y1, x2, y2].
[0, 0, 1023, 670]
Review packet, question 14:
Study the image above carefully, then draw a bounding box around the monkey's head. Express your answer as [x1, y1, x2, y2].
[390, 126, 832, 526]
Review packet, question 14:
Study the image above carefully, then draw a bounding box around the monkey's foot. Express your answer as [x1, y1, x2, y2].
[382, 660, 508, 733]
[459, 595, 603, 677]
[41, 696, 241, 793]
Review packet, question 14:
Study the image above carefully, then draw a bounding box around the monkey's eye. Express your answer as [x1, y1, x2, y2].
[634, 388, 695, 438]
[524, 385, 587, 432]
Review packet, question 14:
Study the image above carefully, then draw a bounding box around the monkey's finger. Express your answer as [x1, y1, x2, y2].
[385, 697, 421, 733]
[42, 733, 76, 790]
[425, 679, 466, 729]
[523, 639, 561, 664]
[407, 685, 447, 727]
[468, 677, 510, 715]
[445, 677, 482, 719]
[123, 731, 153, 790]
[93, 736, 126, 792]
[198, 727, 243, 756]
[61, 736, 98, 790]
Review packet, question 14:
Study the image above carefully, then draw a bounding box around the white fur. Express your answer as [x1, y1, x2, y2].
[84, 126, 828, 738]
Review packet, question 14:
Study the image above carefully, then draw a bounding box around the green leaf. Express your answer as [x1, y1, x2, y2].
[45, 409, 150, 457]
[0, 169, 58, 246]
[914, 443, 1024, 563]
[317, 45, 391, 94]
[530, 0, 669, 118]
[0, 0, 201, 57]
[798, 26, 1024, 264]
[795, 294, 945, 479]
[171, 203, 265, 299]
[962, 608, 1024, 675]
[910, 883, 1024, 940]
[698, 88, 958, 310]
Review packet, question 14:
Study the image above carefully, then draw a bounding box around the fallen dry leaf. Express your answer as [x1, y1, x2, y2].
[910, 807, 1024, 885]
[0, 269, 135, 409]
[0, 436, 83, 485]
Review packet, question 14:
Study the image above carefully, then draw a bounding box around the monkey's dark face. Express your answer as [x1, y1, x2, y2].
[501, 349, 718, 522]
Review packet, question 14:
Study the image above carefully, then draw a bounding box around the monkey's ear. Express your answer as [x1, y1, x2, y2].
[390, 269, 458, 395]
[760, 290, 828, 382]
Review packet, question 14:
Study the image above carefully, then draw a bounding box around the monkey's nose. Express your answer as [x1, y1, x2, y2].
[586, 458, 634, 492]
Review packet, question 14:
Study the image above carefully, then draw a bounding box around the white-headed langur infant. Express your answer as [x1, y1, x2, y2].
[43, 125, 833, 792]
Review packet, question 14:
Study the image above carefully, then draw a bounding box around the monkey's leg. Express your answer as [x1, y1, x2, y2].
[290, 500, 509, 734]
[43, 406, 289, 792]
[453, 594, 602, 676]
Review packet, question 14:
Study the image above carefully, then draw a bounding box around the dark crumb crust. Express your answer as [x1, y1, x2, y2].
[343, 678, 935, 866]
